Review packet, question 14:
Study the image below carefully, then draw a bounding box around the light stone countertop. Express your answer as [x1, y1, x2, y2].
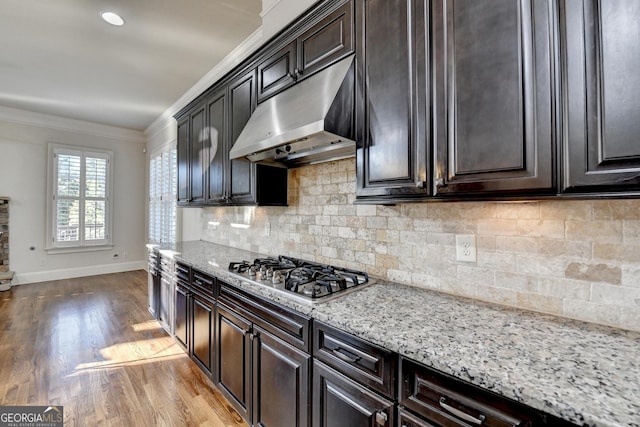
[157, 240, 640, 427]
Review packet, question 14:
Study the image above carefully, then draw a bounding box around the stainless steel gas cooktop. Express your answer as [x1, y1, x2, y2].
[228, 255, 373, 304]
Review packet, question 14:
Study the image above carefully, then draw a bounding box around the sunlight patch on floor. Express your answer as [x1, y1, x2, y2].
[68, 338, 186, 376]
[131, 320, 163, 332]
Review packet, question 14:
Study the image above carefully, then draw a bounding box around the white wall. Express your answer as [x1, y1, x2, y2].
[0, 107, 147, 284]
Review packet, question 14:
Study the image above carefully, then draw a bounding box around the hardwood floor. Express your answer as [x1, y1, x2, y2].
[0, 270, 247, 427]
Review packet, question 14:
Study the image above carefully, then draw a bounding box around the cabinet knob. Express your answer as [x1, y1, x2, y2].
[375, 410, 387, 426]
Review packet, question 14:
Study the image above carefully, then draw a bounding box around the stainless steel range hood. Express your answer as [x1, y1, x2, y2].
[229, 55, 355, 168]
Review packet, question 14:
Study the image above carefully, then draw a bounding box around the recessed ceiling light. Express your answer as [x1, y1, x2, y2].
[101, 11, 125, 26]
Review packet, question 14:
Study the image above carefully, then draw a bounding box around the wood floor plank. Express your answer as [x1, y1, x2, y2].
[0, 271, 247, 427]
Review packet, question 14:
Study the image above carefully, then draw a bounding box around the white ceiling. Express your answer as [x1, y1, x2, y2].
[0, 0, 262, 131]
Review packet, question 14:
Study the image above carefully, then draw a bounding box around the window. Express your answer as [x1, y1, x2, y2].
[47, 144, 113, 250]
[149, 147, 177, 244]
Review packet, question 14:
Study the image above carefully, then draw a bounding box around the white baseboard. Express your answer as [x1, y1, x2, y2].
[13, 261, 147, 285]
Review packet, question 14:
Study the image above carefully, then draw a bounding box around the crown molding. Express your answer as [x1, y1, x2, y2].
[0, 105, 145, 143]
[145, 26, 264, 139]
[260, 0, 282, 18]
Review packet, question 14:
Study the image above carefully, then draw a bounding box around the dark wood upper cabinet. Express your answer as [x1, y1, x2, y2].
[432, 0, 555, 196]
[257, 41, 297, 103]
[297, 1, 354, 79]
[561, 0, 640, 192]
[206, 88, 227, 203]
[356, 0, 430, 202]
[177, 67, 287, 207]
[176, 117, 189, 205]
[255, 0, 354, 104]
[189, 105, 207, 204]
[228, 69, 258, 204]
[176, 104, 207, 206]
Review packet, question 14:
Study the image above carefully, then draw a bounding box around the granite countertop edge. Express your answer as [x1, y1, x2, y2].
[155, 240, 639, 427]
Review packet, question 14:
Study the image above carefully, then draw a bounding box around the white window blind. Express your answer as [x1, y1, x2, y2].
[149, 148, 177, 244]
[48, 144, 113, 249]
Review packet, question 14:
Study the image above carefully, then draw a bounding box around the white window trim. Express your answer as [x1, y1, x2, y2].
[46, 143, 114, 252]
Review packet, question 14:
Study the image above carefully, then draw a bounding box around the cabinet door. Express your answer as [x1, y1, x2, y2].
[159, 275, 171, 331]
[253, 326, 310, 427]
[297, 1, 354, 79]
[313, 360, 394, 427]
[147, 270, 159, 319]
[356, 0, 430, 201]
[176, 117, 190, 205]
[192, 294, 214, 376]
[216, 303, 253, 423]
[562, 0, 640, 192]
[174, 286, 189, 350]
[257, 41, 297, 103]
[189, 105, 207, 204]
[228, 70, 257, 204]
[432, 0, 554, 196]
[207, 88, 228, 203]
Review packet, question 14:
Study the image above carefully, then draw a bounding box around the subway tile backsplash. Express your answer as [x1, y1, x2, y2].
[199, 158, 640, 332]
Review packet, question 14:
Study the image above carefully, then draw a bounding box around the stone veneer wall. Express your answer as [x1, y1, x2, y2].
[198, 158, 640, 332]
[0, 198, 8, 273]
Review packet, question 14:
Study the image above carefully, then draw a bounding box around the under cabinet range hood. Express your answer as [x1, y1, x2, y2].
[229, 55, 355, 168]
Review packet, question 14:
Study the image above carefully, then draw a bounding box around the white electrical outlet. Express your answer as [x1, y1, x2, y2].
[455, 234, 477, 262]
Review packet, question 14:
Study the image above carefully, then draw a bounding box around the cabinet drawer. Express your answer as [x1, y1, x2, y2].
[218, 283, 310, 352]
[313, 320, 395, 398]
[159, 256, 173, 275]
[191, 268, 216, 299]
[175, 262, 190, 285]
[401, 358, 537, 427]
[399, 408, 436, 427]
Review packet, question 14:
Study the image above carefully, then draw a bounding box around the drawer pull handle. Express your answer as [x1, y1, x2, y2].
[439, 397, 485, 425]
[332, 347, 361, 364]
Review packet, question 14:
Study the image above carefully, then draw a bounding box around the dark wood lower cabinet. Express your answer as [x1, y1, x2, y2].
[400, 358, 577, 427]
[216, 301, 311, 427]
[216, 303, 253, 422]
[312, 360, 394, 427]
[147, 267, 159, 318]
[398, 408, 436, 427]
[253, 326, 310, 427]
[192, 292, 214, 376]
[174, 284, 189, 351]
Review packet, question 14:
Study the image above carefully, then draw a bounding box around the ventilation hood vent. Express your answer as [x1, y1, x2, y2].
[229, 55, 355, 168]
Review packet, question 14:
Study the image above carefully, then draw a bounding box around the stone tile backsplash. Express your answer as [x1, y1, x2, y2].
[198, 158, 640, 332]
